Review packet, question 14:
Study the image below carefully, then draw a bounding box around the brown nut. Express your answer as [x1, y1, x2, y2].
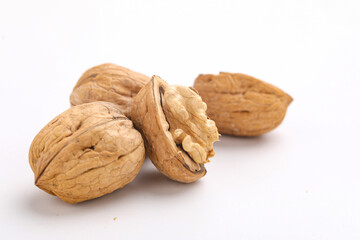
[29, 102, 145, 203]
[131, 75, 219, 183]
[193, 72, 293, 136]
[70, 63, 150, 117]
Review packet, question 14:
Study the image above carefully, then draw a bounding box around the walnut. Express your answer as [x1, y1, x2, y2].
[70, 63, 150, 117]
[194, 72, 293, 136]
[29, 102, 145, 203]
[131, 76, 219, 183]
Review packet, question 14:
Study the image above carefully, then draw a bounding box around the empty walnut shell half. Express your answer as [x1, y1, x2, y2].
[131, 75, 219, 183]
[29, 102, 145, 203]
[194, 72, 293, 136]
[70, 63, 150, 117]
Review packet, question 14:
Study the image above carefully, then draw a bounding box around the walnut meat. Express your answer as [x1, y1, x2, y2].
[131, 76, 219, 183]
[70, 63, 150, 117]
[194, 72, 293, 136]
[29, 102, 145, 203]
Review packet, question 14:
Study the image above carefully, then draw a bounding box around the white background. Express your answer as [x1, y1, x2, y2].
[0, 0, 359, 239]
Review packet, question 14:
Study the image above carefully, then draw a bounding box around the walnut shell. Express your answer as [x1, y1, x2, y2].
[29, 102, 145, 203]
[193, 72, 293, 136]
[131, 76, 219, 183]
[70, 63, 150, 117]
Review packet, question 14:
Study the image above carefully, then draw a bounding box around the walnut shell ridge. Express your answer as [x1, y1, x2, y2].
[194, 72, 293, 136]
[70, 63, 150, 117]
[29, 102, 145, 203]
[130, 76, 218, 183]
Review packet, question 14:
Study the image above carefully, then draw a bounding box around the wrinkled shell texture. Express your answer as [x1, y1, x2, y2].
[131, 76, 218, 183]
[194, 72, 293, 136]
[70, 63, 150, 117]
[29, 102, 145, 203]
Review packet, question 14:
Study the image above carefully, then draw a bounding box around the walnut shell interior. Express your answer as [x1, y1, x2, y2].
[131, 76, 219, 183]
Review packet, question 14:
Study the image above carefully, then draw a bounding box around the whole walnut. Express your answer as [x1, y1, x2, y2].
[70, 63, 150, 117]
[194, 72, 293, 136]
[29, 102, 145, 203]
[131, 75, 219, 183]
